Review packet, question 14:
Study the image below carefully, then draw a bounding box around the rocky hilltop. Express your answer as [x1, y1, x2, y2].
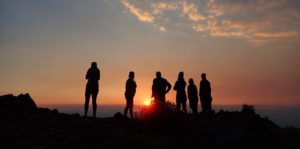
[0, 94, 299, 149]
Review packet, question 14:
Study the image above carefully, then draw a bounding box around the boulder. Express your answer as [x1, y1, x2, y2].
[0, 93, 38, 115]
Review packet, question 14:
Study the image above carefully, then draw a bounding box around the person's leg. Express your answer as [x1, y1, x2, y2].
[208, 99, 212, 112]
[162, 95, 166, 103]
[84, 92, 90, 117]
[189, 100, 192, 113]
[176, 99, 181, 112]
[129, 108, 133, 118]
[191, 105, 195, 114]
[124, 99, 129, 117]
[190, 101, 194, 114]
[158, 95, 165, 112]
[204, 99, 211, 113]
[182, 100, 187, 113]
[200, 99, 205, 113]
[124, 94, 129, 117]
[129, 99, 134, 118]
[124, 108, 128, 117]
[194, 102, 198, 114]
[195, 100, 198, 114]
[92, 91, 98, 118]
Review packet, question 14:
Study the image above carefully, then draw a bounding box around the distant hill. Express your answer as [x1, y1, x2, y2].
[0, 94, 299, 149]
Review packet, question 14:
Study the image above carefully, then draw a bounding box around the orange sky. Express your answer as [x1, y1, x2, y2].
[1, 0, 300, 106]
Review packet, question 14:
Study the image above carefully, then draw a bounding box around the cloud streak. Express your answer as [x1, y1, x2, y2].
[159, 26, 166, 32]
[181, 1, 206, 22]
[120, 0, 300, 44]
[151, 2, 178, 14]
[121, 0, 154, 23]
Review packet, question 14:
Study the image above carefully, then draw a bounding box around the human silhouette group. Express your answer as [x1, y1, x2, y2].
[84, 62, 213, 118]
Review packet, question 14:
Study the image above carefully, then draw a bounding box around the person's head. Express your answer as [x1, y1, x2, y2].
[201, 73, 206, 80]
[189, 78, 194, 84]
[129, 71, 135, 79]
[178, 71, 184, 80]
[91, 62, 97, 68]
[156, 71, 161, 78]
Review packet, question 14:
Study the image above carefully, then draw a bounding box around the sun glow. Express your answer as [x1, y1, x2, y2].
[144, 99, 152, 106]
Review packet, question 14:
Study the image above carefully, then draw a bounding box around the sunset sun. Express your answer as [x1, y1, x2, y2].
[144, 99, 152, 106]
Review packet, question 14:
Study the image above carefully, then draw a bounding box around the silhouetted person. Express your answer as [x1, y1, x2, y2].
[124, 71, 137, 118]
[199, 73, 212, 113]
[152, 71, 171, 104]
[188, 78, 198, 114]
[174, 72, 187, 113]
[84, 62, 100, 118]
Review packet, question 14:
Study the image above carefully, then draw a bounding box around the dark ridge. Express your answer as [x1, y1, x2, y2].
[0, 94, 299, 149]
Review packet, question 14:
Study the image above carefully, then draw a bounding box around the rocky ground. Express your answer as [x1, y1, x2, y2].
[0, 94, 299, 149]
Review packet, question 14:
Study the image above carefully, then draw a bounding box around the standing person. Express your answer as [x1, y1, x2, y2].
[124, 71, 137, 118]
[188, 78, 198, 114]
[151, 71, 172, 104]
[199, 73, 212, 113]
[174, 72, 187, 113]
[84, 62, 100, 118]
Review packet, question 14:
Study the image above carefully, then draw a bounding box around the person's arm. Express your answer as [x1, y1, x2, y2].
[165, 80, 172, 93]
[134, 80, 137, 88]
[86, 69, 90, 80]
[97, 69, 100, 80]
[187, 86, 191, 99]
[125, 79, 129, 91]
[199, 81, 202, 97]
[195, 85, 198, 97]
[173, 81, 178, 90]
[151, 79, 155, 97]
[208, 81, 211, 95]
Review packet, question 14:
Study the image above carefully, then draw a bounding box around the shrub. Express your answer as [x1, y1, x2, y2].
[242, 104, 255, 114]
[137, 100, 177, 120]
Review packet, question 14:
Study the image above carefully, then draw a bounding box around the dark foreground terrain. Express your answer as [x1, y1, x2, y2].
[0, 94, 299, 149]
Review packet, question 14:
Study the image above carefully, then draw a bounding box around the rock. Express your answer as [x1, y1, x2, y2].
[17, 93, 38, 109]
[52, 109, 59, 114]
[113, 112, 129, 120]
[0, 93, 38, 115]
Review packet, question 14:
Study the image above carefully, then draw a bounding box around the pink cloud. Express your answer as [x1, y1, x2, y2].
[122, 0, 154, 23]
[120, 0, 300, 44]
